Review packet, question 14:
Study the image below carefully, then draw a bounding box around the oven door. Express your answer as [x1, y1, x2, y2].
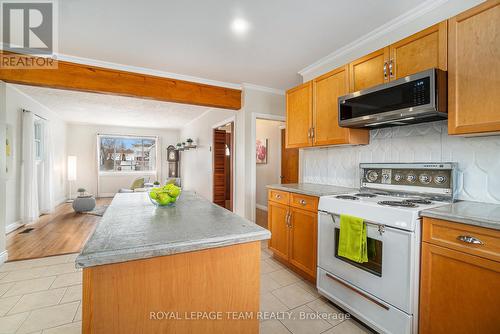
[318, 212, 419, 313]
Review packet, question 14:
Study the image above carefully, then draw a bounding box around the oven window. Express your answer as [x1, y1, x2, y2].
[334, 228, 383, 277]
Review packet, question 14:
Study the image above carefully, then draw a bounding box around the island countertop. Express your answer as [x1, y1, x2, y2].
[76, 191, 270, 268]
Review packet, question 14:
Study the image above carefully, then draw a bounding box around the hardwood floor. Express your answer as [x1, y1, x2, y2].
[256, 208, 268, 229]
[6, 198, 112, 262]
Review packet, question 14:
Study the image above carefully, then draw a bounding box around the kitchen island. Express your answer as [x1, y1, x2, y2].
[76, 191, 270, 334]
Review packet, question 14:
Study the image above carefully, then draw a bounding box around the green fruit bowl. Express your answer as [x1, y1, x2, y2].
[148, 184, 181, 207]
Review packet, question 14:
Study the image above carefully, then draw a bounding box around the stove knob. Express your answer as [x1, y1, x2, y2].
[434, 175, 447, 184]
[419, 174, 432, 184]
[394, 173, 403, 182]
[366, 170, 378, 182]
[406, 174, 417, 183]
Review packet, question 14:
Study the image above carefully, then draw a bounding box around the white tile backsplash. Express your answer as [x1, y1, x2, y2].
[301, 121, 500, 204]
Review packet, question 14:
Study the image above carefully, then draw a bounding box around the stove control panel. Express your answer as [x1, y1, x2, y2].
[360, 163, 457, 201]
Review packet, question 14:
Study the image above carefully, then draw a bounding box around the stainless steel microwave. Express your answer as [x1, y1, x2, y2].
[338, 68, 447, 128]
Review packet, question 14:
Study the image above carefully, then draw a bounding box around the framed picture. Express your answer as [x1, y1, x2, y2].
[256, 139, 268, 164]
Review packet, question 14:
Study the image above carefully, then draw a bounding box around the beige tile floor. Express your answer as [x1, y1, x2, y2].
[0, 243, 373, 334]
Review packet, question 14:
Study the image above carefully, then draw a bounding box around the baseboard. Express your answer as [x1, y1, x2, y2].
[0, 250, 8, 266]
[256, 203, 268, 211]
[5, 221, 25, 234]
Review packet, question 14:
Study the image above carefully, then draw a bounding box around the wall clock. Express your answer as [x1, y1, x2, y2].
[167, 145, 179, 162]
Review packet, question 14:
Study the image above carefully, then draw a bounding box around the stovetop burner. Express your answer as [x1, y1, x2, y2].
[403, 199, 433, 205]
[354, 193, 377, 198]
[378, 200, 418, 208]
[335, 195, 359, 200]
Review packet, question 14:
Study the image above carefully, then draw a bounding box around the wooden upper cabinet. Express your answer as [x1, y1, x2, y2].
[448, 0, 500, 135]
[349, 47, 389, 92]
[286, 82, 313, 148]
[313, 66, 369, 146]
[288, 207, 317, 279]
[389, 21, 447, 80]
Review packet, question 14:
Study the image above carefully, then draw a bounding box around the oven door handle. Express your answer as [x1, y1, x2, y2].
[327, 213, 386, 239]
[325, 272, 390, 311]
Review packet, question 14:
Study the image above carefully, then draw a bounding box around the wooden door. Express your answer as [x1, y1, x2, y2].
[268, 201, 289, 261]
[448, 0, 500, 135]
[349, 47, 389, 92]
[286, 82, 313, 148]
[389, 22, 447, 80]
[419, 243, 500, 334]
[288, 207, 317, 279]
[280, 129, 298, 184]
[212, 129, 226, 208]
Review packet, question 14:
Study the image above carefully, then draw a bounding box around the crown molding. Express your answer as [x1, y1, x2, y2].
[298, 0, 450, 77]
[242, 83, 285, 96]
[55, 53, 242, 90]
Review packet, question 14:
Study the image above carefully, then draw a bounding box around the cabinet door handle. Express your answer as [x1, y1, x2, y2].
[299, 199, 307, 206]
[383, 62, 388, 80]
[457, 235, 483, 245]
[311, 127, 315, 139]
[389, 59, 394, 78]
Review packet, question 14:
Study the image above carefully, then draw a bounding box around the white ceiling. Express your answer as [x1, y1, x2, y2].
[57, 0, 424, 89]
[14, 85, 218, 129]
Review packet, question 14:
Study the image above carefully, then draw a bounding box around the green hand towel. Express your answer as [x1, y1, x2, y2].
[338, 214, 368, 263]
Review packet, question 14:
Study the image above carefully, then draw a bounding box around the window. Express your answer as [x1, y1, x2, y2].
[98, 135, 157, 173]
[34, 121, 43, 161]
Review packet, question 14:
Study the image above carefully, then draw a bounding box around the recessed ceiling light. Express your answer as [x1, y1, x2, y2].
[231, 18, 250, 35]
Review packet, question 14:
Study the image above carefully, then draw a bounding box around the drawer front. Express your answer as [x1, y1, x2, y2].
[423, 217, 500, 262]
[268, 189, 289, 205]
[289, 193, 318, 212]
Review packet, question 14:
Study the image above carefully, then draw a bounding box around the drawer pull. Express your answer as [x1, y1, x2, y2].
[457, 235, 483, 245]
[299, 199, 307, 206]
[275, 194, 281, 199]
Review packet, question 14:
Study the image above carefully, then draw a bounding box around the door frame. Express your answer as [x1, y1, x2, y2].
[250, 113, 285, 223]
[211, 116, 236, 210]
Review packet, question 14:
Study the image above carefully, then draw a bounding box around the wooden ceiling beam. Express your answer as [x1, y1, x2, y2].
[0, 52, 242, 110]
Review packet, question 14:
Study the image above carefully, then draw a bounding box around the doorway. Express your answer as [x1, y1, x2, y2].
[255, 119, 298, 228]
[213, 122, 234, 211]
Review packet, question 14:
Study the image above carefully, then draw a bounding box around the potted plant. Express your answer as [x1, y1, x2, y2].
[77, 188, 87, 197]
[153, 181, 160, 186]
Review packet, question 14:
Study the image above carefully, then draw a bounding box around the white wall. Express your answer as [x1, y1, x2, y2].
[240, 87, 286, 221]
[0, 82, 7, 263]
[66, 123, 179, 197]
[180, 109, 235, 202]
[256, 119, 284, 209]
[300, 0, 485, 81]
[4, 84, 68, 231]
[301, 121, 500, 204]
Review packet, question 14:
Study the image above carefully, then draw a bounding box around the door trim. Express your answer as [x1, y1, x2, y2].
[250, 113, 285, 223]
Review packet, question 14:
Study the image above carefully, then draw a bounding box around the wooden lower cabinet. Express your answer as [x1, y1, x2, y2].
[268, 201, 289, 261]
[288, 207, 317, 279]
[420, 218, 500, 333]
[268, 190, 318, 282]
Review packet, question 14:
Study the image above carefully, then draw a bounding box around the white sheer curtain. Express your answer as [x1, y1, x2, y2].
[39, 120, 54, 214]
[20, 111, 39, 222]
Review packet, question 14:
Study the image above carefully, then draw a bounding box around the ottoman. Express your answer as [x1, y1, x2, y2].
[72, 195, 96, 212]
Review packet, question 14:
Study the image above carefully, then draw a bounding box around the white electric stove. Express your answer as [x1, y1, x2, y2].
[317, 163, 457, 334]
